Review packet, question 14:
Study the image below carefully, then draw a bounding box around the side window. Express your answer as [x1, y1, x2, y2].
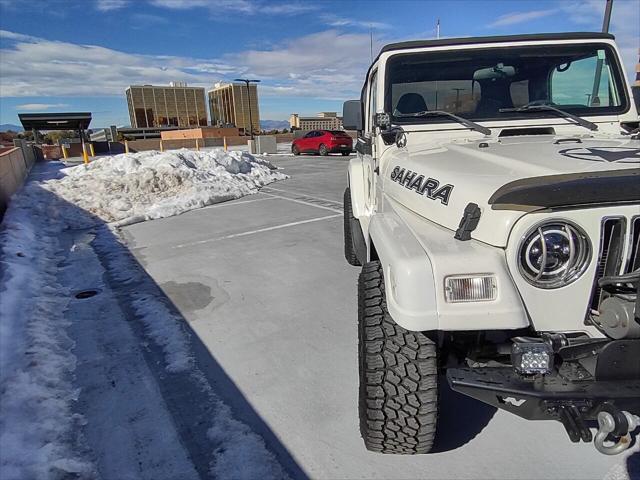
[305, 131, 315, 138]
[551, 52, 616, 107]
[367, 70, 378, 133]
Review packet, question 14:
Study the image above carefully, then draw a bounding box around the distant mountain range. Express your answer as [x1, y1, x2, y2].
[0, 124, 23, 132]
[260, 120, 289, 131]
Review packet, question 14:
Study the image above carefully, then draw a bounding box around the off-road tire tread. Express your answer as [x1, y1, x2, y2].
[358, 261, 438, 454]
[343, 188, 361, 266]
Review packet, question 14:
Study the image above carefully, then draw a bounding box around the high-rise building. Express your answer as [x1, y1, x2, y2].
[289, 112, 343, 131]
[125, 82, 207, 128]
[208, 82, 260, 135]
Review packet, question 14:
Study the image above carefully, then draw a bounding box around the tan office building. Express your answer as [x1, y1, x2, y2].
[289, 112, 342, 131]
[208, 82, 260, 135]
[126, 82, 207, 128]
[160, 126, 240, 140]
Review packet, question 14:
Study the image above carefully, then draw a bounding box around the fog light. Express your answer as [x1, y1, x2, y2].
[511, 342, 553, 375]
[444, 275, 497, 303]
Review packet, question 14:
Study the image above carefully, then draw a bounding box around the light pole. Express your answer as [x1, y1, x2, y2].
[234, 78, 260, 139]
[451, 88, 465, 111]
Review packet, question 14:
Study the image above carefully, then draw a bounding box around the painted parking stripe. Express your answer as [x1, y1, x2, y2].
[261, 186, 342, 206]
[202, 195, 277, 210]
[261, 192, 343, 214]
[173, 214, 341, 249]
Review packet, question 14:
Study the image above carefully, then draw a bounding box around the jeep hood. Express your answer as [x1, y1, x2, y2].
[381, 135, 640, 247]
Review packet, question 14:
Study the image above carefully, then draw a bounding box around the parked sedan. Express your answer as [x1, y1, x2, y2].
[292, 130, 353, 156]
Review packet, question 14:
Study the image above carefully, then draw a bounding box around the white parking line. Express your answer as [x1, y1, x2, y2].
[202, 196, 277, 210]
[261, 188, 343, 212]
[173, 214, 341, 249]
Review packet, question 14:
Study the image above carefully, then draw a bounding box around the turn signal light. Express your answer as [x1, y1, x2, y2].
[444, 275, 497, 303]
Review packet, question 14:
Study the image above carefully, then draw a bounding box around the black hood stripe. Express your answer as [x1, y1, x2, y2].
[489, 168, 640, 211]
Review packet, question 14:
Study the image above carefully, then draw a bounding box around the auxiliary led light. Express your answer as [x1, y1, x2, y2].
[511, 342, 553, 375]
[444, 275, 497, 303]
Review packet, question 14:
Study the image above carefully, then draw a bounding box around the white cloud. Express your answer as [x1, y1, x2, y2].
[148, 0, 252, 12]
[148, 0, 315, 15]
[231, 30, 374, 99]
[0, 30, 40, 42]
[96, 0, 128, 11]
[559, 0, 640, 82]
[15, 103, 70, 111]
[0, 29, 373, 101]
[325, 18, 391, 30]
[488, 9, 557, 27]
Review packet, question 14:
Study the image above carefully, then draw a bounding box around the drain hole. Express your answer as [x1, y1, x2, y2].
[75, 290, 99, 299]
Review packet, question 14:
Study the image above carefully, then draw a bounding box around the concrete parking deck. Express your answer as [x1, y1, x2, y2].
[120, 154, 637, 480]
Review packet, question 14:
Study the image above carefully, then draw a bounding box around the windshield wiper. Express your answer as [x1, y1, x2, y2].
[393, 109, 491, 135]
[499, 102, 598, 131]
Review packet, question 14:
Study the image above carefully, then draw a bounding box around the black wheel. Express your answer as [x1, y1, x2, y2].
[343, 188, 361, 266]
[292, 145, 300, 156]
[342, 151, 350, 156]
[318, 143, 329, 156]
[358, 261, 438, 454]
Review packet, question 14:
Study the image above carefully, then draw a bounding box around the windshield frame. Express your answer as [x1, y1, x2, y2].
[383, 42, 630, 126]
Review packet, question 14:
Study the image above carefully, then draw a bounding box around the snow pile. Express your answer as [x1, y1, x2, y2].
[45, 148, 286, 226]
[0, 190, 95, 479]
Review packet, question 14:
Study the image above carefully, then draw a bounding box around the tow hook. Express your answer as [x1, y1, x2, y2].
[594, 404, 640, 455]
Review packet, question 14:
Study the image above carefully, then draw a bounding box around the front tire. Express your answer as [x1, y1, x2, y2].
[318, 143, 328, 156]
[358, 261, 438, 454]
[292, 145, 300, 156]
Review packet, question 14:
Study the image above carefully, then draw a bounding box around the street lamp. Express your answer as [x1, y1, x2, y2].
[234, 78, 260, 139]
[451, 88, 466, 111]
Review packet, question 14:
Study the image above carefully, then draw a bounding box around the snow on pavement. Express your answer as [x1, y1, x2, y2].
[0, 156, 290, 479]
[0, 186, 96, 479]
[47, 148, 287, 227]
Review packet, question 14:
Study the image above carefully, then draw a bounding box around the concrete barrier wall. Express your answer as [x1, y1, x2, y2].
[125, 134, 295, 153]
[0, 146, 34, 218]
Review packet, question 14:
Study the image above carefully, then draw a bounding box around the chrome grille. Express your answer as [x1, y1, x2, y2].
[627, 216, 640, 273]
[589, 216, 639, 313]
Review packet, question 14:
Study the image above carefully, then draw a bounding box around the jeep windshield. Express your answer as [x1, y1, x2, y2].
[386, 43, 629, 126]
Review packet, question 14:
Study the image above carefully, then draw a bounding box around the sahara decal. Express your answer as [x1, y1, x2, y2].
[390, 166, 454, 205]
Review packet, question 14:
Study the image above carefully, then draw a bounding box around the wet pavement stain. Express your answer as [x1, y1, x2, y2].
[160, 280, 229, 315]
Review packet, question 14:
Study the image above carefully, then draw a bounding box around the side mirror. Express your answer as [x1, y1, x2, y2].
[343, 100, 363, 131]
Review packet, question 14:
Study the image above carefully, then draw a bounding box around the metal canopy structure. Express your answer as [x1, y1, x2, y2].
[18, 112, 92, 131]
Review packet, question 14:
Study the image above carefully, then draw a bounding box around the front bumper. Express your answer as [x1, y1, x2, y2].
[447, 339, 640, 445]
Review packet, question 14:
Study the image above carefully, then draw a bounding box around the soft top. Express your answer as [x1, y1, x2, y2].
[380, 32, 615, 55]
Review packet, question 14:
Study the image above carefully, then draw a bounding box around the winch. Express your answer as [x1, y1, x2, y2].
[593, 270, 640, 339]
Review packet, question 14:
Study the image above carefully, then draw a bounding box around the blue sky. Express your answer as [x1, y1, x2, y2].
[1, 0, 638, 128]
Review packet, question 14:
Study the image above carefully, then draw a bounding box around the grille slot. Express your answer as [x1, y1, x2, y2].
[589, 217, 626, 312]
[627, 216, 640, 273]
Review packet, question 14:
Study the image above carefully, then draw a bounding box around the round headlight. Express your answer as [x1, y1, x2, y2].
[518, 220, 591, 289]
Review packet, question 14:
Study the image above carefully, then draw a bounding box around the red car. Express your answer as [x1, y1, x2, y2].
[292, 130, 353, 156]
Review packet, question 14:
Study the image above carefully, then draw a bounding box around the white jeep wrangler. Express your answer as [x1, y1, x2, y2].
[342, 32, 640, 456]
